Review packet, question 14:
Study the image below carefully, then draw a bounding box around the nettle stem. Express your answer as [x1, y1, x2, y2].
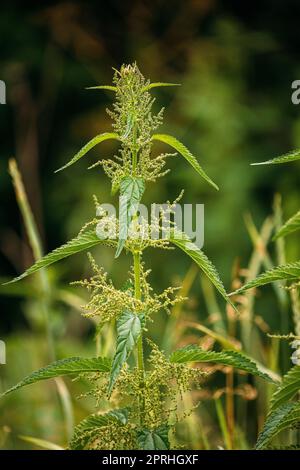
[130, 114, 145, 422]
[131, 122, 138, 175]
[133, 250, 145, 423]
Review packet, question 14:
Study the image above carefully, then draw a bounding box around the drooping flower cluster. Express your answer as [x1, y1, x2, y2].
[74, 342, 206, 450]
[74, 254, 184, 326]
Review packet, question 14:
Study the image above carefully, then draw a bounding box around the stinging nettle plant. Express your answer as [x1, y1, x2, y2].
[2, 64, 276, 450]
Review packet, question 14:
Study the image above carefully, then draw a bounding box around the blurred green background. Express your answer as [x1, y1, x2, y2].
[0, 0, 299, 450]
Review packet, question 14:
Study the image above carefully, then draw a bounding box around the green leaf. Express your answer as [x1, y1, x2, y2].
[2, 357, 111, 396]
[85, 85, 117, 92]
[4, 229, 115, 284]
[170, 229, 234, 308]
[70, 408, 128, 450]
[108, 310, 142, 394]
[170, 345, 278, 383]
[152, 134, 219, 190]
[256, 402, 300, 449]
[137, 425, 170, 450]
[230, 261, 300, 295]
[19, 435, 64, 450]
[55, 132, 119, 173]
[142, 83, 180, 92]
[115, 176, 145, 258]
[251, 149, 300, 166]
[273, 210, 300, 240]
[270, 366, 300, 411]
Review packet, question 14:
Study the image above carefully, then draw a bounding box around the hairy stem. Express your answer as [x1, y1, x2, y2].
[133, 251, 145, 423]
[132, 123, 138, 175]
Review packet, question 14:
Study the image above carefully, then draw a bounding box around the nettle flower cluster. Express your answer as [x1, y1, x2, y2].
[74, 342, 206, 450]
[74, 253, 183, 325]
[99, 65, 174, 188]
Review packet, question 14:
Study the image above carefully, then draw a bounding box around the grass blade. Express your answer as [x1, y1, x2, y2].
[19, 435, 64, 450]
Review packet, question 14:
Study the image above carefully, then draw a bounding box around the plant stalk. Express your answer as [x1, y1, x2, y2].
[226, 369, 235, 449]
[215, 397, 232, 450]
[133, 251, 145, 424]
[9, 159, 54, 358]
[132, 122, 138, 175]
[8, 158, 74, 441]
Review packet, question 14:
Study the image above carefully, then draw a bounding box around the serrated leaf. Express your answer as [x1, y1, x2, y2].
[137, 425, 170, 450]
[2, 357, 111, 396]
[152, 134, 219, 190]
[55, 132, 119, 173]
[251, 149, 300, 166]
[115, 176, 145, 258]
[230, 261, 300, 295]
[85, 85, 117, 92]
[273, 210, 300, 240]
[108, 310, 142, 394]
[170, 229, 234, 308]
[142, 83, 180, 92]
[256, 402, 300, 449]
[270, 366, 300, 411]
[70, 408, 128, 450]
[4, 229, 115, 284]
[170, 345, 278, 383]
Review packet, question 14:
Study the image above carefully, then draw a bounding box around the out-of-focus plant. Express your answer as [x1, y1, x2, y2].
[231, 151, 300, 449]
[1, 64, 276, 450]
